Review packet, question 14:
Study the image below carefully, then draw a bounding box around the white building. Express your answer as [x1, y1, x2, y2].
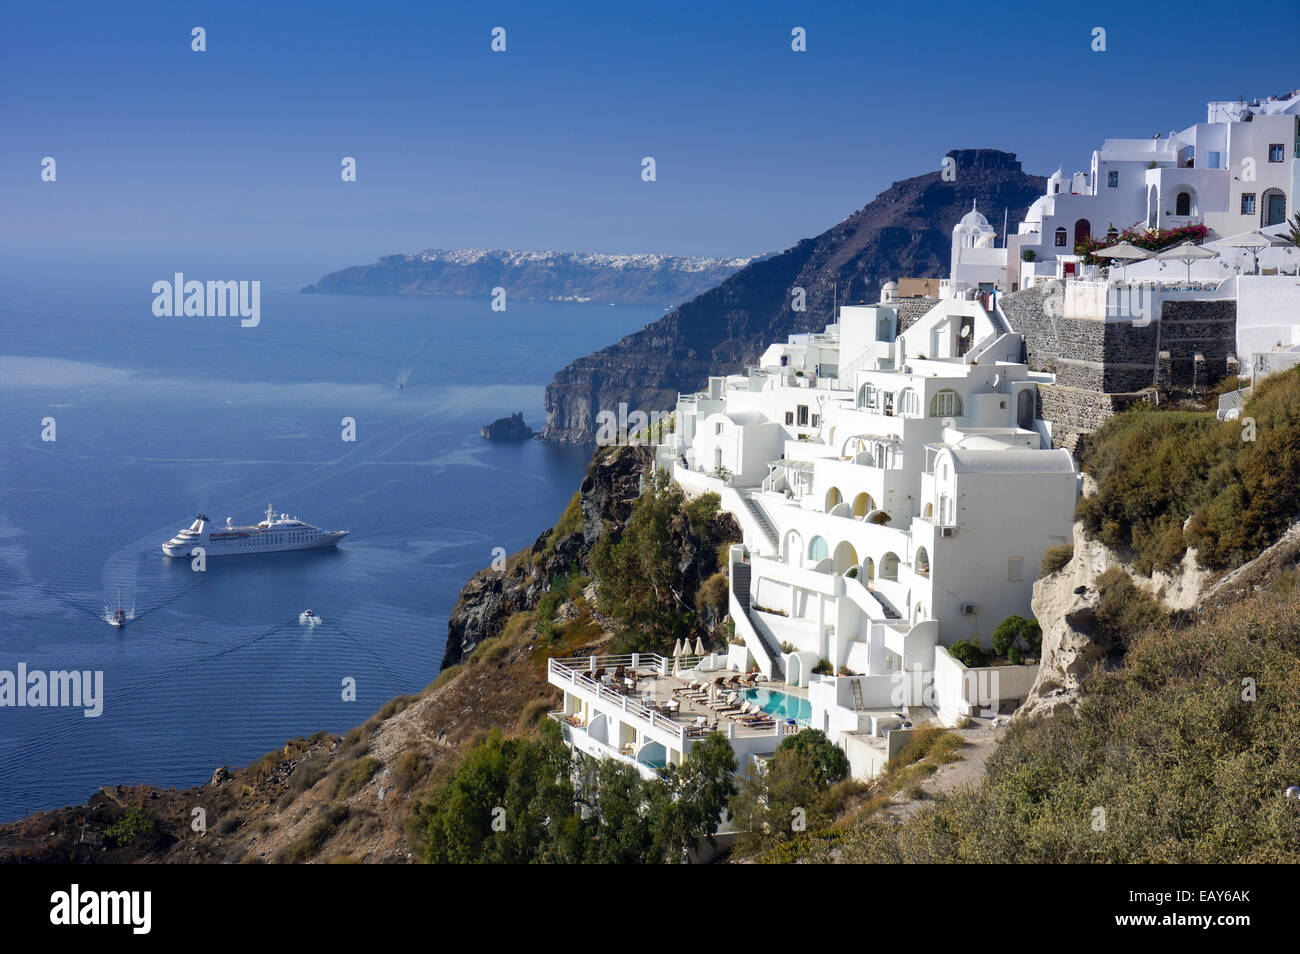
[644, 285, 1080, 777]
[944, 91, 1300, 297]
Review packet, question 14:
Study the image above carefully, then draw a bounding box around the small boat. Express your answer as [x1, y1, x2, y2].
[108, 589, 128, 628]
[303, 609, 315, 618]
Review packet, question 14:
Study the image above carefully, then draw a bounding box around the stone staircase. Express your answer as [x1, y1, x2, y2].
[731, 560, 784, 679]
[739, 492, 780, 554]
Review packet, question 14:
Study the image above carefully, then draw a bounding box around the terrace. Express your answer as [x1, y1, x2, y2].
[548, 653, 807, 776]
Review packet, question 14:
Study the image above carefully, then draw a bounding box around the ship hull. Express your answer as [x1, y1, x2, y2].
[161, 532, 347, 558]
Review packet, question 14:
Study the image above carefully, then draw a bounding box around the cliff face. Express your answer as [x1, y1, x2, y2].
[542, 149, 1047, 443]
[301, 249, 755, 306]
[440, 444, 654, 668]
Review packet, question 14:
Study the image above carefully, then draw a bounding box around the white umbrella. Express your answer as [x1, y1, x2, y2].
[673, 639, 683, 657]
[1093, 241, 1153, 280]
[1156, 240, 1219, 282]
[694, 637, 705, 656]
[1223, 231, 1291, 273]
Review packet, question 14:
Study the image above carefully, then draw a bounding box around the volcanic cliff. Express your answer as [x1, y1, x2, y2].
[542, 149, 1047, 444]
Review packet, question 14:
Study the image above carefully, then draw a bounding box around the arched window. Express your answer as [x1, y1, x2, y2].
[808, 536, 829, 562]
[897, 387, 919, 417]
[1175, 191, 1191, 216]
[930, 389, 963, 417]
[915, 546, 930, 578]
[858, 384, 873, 409]
[1054, 227, 1068, 247]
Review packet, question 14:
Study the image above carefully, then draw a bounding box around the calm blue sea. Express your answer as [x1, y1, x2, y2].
[0, 259, 658, 820]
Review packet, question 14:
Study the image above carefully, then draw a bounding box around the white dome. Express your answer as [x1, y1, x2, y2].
[958, 200, 991, 230]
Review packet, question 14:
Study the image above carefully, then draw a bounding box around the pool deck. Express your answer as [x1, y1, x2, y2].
[551, 655, 806, 742]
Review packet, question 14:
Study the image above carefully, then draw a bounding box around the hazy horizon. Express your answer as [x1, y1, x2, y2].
[5, 0, 1297, 268]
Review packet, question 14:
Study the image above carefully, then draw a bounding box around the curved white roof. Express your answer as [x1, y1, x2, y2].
[957, 201, 991, 230]
[944, 446, 1076, 475]
[717, 410, 768, 427]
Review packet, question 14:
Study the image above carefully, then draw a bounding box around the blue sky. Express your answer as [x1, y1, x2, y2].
[3, 0, 1297, 274]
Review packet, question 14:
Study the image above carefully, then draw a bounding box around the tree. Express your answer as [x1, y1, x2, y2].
[991, 614, 1042, 660]
[776, 729, 849, 787]
[729, 748, 826, 855]
[1285, 211, 1300, 248]
[649, 732, 738, 861]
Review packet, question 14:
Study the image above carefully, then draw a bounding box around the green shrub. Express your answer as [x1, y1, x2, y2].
[105, 807, 157, 849]
[1040, 543, 1074, 576]
[333, 756, 381, 800]
[947, 640, 989, 668]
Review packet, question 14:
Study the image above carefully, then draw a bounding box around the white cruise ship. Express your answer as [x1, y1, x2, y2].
[161, 505, 348, 558]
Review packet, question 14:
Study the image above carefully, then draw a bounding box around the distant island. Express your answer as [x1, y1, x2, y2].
[300, 248, 760, 306]
[480, 412, 534, 441]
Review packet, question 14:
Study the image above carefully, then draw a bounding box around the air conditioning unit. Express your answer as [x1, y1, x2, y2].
[960, 603, 978, 616]
[941, 527, 957, 537]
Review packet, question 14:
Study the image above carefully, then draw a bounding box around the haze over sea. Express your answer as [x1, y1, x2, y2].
[0, 255, 657, 820]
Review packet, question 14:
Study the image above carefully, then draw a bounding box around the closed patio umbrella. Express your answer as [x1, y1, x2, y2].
[694, 637, 705, 656]
[1156, 240, 1219, 282]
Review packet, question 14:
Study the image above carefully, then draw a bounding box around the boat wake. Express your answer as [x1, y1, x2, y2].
[298, 610, 323, 625]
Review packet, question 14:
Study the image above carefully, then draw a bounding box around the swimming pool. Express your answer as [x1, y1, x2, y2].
[741, 688, 812, 724]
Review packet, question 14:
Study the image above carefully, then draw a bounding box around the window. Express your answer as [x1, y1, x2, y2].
[930, 389, 963, 417]
[898, 388, 919, 417]
[714, 422, 723, 435]
[785, 411, 794, 425]
[1107, 170, 1119, 188]
[1242, 193, 1257, 216]
[797, 405, 809, 426]
[1206, 151, 1221, 169]
[810, 414, 819, 427]
[1054, 227, 1067, 247]
[1269, 143, 1285, 162]
[1007, 557, 1024, 582]
[1175, 191, 1191, 216]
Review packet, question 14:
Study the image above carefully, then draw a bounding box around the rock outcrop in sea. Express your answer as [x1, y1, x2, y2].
[480, 412, 534, 441]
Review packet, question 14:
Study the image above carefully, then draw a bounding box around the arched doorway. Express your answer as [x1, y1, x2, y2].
[807, 536, 829, 563]
[825, 487, 843, 512]
[1147, 185, 1159, 229]
[1262, 188, 1287, 227]
[1073, 218, 1091, 250]
[783, 529, 804, 567]
[832, 541, 859, 575]
[852, 492, 875, 518]
[880, 552, 900, 581]
[862, 557, 875, 585]
[915, 546, 930, 578]
[1175, 191, 1191, 216]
